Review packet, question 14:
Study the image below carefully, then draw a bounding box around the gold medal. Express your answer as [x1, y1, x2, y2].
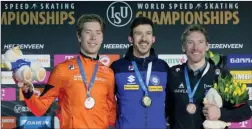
[186, 103, 197, 114]
[142, 96, 152, 107]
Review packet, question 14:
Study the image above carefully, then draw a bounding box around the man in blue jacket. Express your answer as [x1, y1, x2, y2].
[110, 17, 170, 129]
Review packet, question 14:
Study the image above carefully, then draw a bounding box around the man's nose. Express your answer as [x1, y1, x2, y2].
[141, 34, 147, 41]
[90, 33, 96, 40]
[193, 42, 201, 49]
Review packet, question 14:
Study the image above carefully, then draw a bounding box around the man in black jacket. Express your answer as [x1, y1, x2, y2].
[166, 24, 251, 129]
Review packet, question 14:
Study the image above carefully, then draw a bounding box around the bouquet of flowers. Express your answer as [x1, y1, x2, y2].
[213, 74, 249, 107]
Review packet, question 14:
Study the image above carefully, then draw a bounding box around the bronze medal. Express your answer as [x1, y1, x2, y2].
[186, 103, 197, 114]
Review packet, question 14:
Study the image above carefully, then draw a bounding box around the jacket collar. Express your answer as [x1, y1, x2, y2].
[185, 59, 208, 76]
[79, 52, 99, 61]
[124, 46, 158, 64]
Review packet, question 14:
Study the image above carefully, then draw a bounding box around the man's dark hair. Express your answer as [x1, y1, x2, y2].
[130, 17, 154, 36]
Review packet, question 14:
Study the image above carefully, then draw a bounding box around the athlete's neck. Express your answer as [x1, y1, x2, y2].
[80, 48, 98, 59]
[187, 58, 206, 72]
[133, 48, 150, 58]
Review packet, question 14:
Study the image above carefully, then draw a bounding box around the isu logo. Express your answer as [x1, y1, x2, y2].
[106, 1, 132, 27]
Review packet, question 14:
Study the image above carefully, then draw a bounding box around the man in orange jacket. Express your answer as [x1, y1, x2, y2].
[14, 14, 116, 129]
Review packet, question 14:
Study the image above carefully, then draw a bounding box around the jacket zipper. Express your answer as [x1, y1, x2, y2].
[143, 58, 146, 68]
[145, 107, 147, 128]
[143, 58, 147, 128]
[72, 117, 74, 128]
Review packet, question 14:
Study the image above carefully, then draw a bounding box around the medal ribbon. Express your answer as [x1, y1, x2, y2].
[132, 61, 152, 96]
[184, 62, 210, 103]
[77, 56, 98, 98]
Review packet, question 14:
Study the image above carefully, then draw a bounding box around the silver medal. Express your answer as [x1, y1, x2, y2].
[84, 97, 95, 109]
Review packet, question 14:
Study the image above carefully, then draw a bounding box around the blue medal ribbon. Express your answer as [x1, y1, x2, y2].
[184, 63, 210, 103]
[77, 56, 98, 98]
[132, 61, 151, 96]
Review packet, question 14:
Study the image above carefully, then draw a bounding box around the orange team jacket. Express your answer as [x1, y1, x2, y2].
[23, 53, 116, 129]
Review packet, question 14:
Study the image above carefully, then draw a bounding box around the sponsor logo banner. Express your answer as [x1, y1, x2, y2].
[158, 54, 187, 67]
[209, 44, 243, 49]
[2, 54, 51, 68]
[230, 71, 252, 84]
[1, 116, 16, 129]
[1, 71, 15, 84]
[227, 54, 252, 68]
[1, 71, 50, 84]
[20, 116, 51, 128]
[103, 44, 131, 49]
[14, 105, 31, 114]
[1, 88, 16, 101]
[54, 54, 77, 67]
[54, 117, 60, 129]
[3, 44, 45, 50]
[229, 117, 252, 128]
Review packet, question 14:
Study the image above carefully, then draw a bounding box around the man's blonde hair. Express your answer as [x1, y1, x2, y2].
[76, 14, 105, 35]
[181, 24, 209, 44]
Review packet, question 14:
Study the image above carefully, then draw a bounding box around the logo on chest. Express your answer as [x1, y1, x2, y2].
[174, 83, 187, 94]
[73, 74, 106, 82]
[124, 74, 163, 91]
[127, 75, 136, 84]
[150, 75, 160, 85]
[124, 75, 139, 90]
[204, 84, 213, 95]
[204, 84, 212, 89]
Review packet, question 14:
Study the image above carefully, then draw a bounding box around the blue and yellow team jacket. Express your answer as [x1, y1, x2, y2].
[110, 46, 170, 129]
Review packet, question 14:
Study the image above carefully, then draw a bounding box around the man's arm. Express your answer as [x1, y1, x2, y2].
[214, 68, 252, 122]
[106, 70, 117, 127]
[219, 102, 252, 122]
[22, 64, 65, 116]
[220, 68, 252, 122]
[165, 64, 173, 123]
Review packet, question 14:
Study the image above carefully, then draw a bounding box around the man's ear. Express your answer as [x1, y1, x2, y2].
[128, 36, 133, 44]
[182, 44, 186, 53]
[77, 32, 81, 43]
[152, 36, 156, 43]
[206, 42, 209, 51]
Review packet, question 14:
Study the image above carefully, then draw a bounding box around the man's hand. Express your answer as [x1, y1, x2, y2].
[203, 104, 221, 120]
[12, 72, 33, 93]
[21, 83, 33, 93]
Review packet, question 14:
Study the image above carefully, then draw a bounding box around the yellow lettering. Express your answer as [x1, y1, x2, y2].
[233, 11, 239, 24]
[224, 11, 232, 24]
